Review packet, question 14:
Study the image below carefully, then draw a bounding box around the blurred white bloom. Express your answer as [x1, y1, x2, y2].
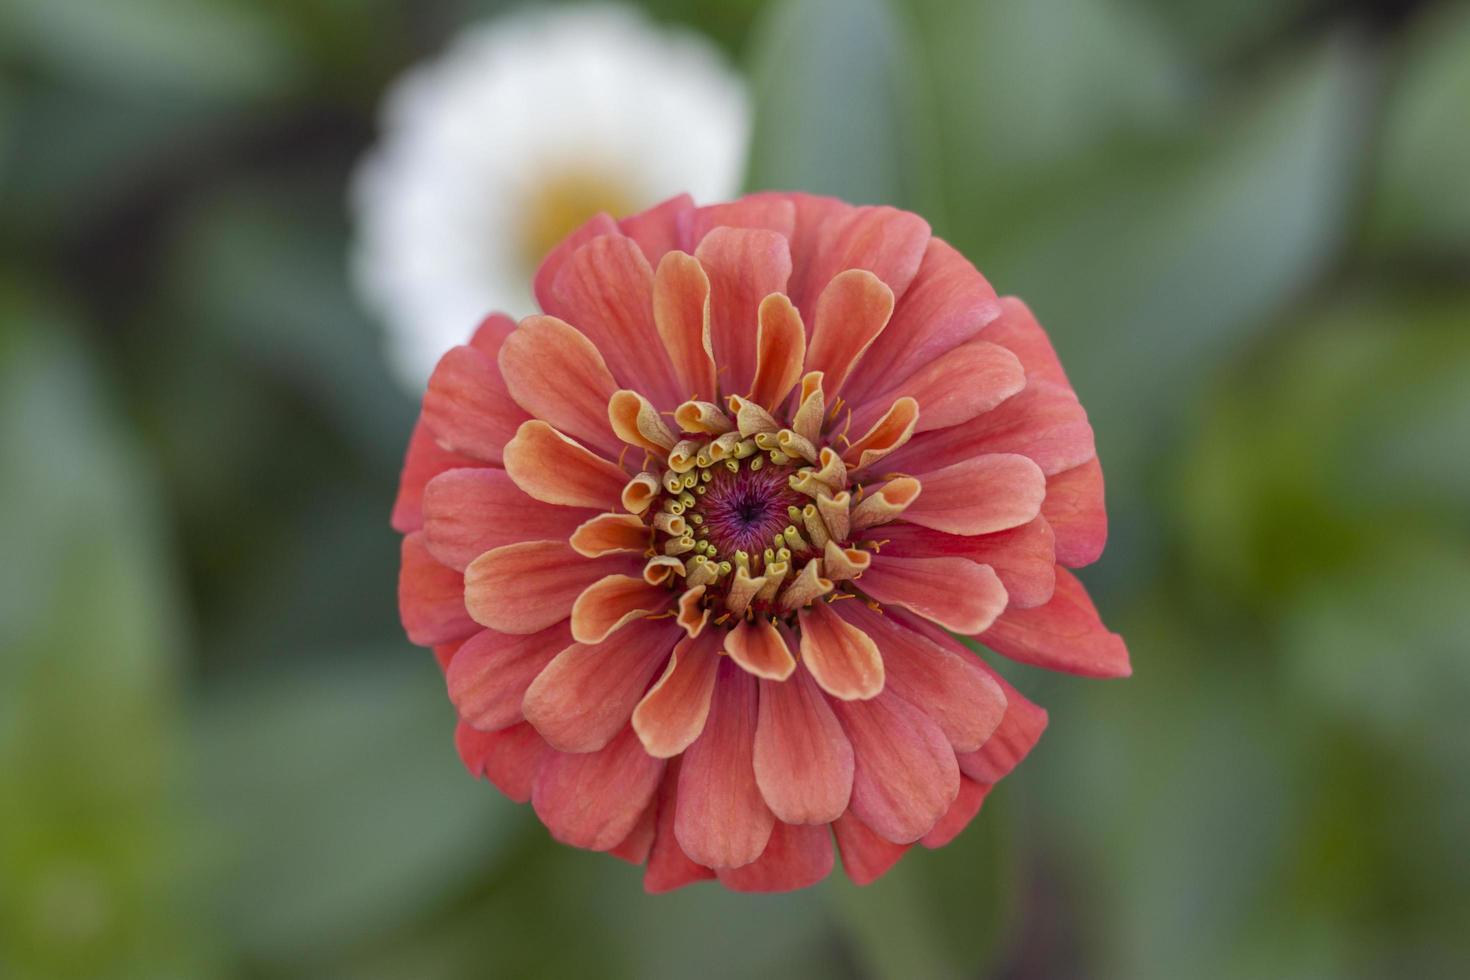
[351, 4, 751, 390]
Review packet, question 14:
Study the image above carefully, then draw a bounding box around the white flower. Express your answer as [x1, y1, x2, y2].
[351, 3, 752, 391]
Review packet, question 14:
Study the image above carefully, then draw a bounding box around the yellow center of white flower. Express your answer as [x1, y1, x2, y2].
[520, 171, 638, 270]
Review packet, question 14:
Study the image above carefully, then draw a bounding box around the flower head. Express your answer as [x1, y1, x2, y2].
[352, 4, 750, 388]
[395, 192, 1130, 892]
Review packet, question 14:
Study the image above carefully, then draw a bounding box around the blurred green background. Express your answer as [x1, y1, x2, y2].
[2, 0, 1468, 976]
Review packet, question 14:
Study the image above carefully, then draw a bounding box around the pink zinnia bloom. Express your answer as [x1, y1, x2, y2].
[394, 192, 1129, 893]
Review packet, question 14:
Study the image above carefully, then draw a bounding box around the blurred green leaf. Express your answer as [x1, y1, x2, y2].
[0, 291, 211, 978]
[971, 36, 1367, 584]
[915, 0, 1191, 235]
[191, 648, 518, 962]
[0, 0, 300, 101]
[745, 0, 935, 210]
[1365, 2, 1470, 256]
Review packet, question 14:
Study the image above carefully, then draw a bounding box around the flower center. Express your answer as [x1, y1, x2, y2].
[689, 458, 803, 562]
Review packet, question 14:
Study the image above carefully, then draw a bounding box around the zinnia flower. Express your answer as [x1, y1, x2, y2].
[352, 3, 750, 388]
[395, 192, 1130, 893]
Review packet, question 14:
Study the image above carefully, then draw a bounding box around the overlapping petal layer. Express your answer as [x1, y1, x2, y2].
[395, 192, 1127, 892]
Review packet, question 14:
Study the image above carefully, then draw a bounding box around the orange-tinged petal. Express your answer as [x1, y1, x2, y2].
[749, 293, 806, 411]
[753, 666, 854, 825]
[832, 689, 959, 844]
[920, 778, 991, 849]
[652, 250, 717, 399]
[421, 344, 529, 464]
[463, 540, 636, 635]
[1042, 457, 1108, 568]
[570, 573, 674, 644]
[569, 513, 649, 558]
[644, 758, 716, 893]
[717, 821, 834, 893]
[797, 601, 885, 700]
[399, 532, 477, 646]
[446, 622, 572, 732]
[840, 602, 1006, 753]
[498, 315, 621, 456]
[423, 467, 594, 571]
[455, 720, 546, 803]
[900, 453, 1046, 535]
[980, 567, 1130, 677]
[695, 227, 792, 398]
[841, 396, 919, 471]
[862, 555, 1008, 635]
[675, 661, 775, 869]
[523, 618, 679, 753]
[724, 617, 797, 681]
[547, 233, 683, 406]
[504, 420, 628, 510]
[833, 811, 909, 886]
[608, 389, 677, 454]
[789, 203, 929, 323]
[804, 269, 894, 396]
[851, 339, 1023, 435]
[632, 629, 723, 758]
[532, 724, 664, 852]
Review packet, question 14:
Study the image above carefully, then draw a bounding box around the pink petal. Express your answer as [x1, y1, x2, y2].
[749, 293, 806, 411]
[467, 312, 517, 356]
[978, 296, 1070, 387]
[568, 513, 649, 557]
[878, 516, 1058, 609]
[498, 315, 621, 457]
[850, 339, 1023, 435]
[804, 269, 894, 396]
[632, 629, 723, 758]
[675, 660, 776, 869]
[446, 622, 572, 732]
[788, 203, 930, 324]
[901, 453, 1046, 536]
[570, 574, 675, 645]
[619, 193, 695, 263]
[717, 821, 834, 893]
[548, 233, 683, 408]
[463, 540, 637, 635]
[896, 616, 1050, 784]
[833, 811, 909, 886]
[1043, 457, 1108, 568]
[455, 720, 547, 804]
[796, 601, 885, 700]
[522, 618, 679, 753]
[391, 418, 480, 534]
[753, 666, 854, 825]
[532, 724, 665, 852]
[843, 237, 1001, 403]
[883, 379, 1094, 478]
[725, 616, 797, 681]
[831, 689, 960, 844]
[839, 603, 1006, 753]
[687, 193, 797, 245]
[608, 796, 658, 865]
[652, 250, 718, 401]
[694, 227, 793, 399]
[532, 211, 620, 312]
[422, 467, 594, 571]
[432, 638, 462, 673]
[861, 556, 1008, 635]
[980, 567, 1131, 677]
[421, 345, 529, 464]
[503, 420, 629, 510]
[644, 759, 716, 893]
[399, 532, 477, 646]
[920, 778, 991, 849]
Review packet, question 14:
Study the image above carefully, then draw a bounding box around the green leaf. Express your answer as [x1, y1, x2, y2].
[0, 0, 299, 102]
[745, 0, 935, 210]
[983, 38, 1366, 522]
[0, 292, 210, 978]
[1365, 2, 1470, 256]
[190, 649, 521, 962]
